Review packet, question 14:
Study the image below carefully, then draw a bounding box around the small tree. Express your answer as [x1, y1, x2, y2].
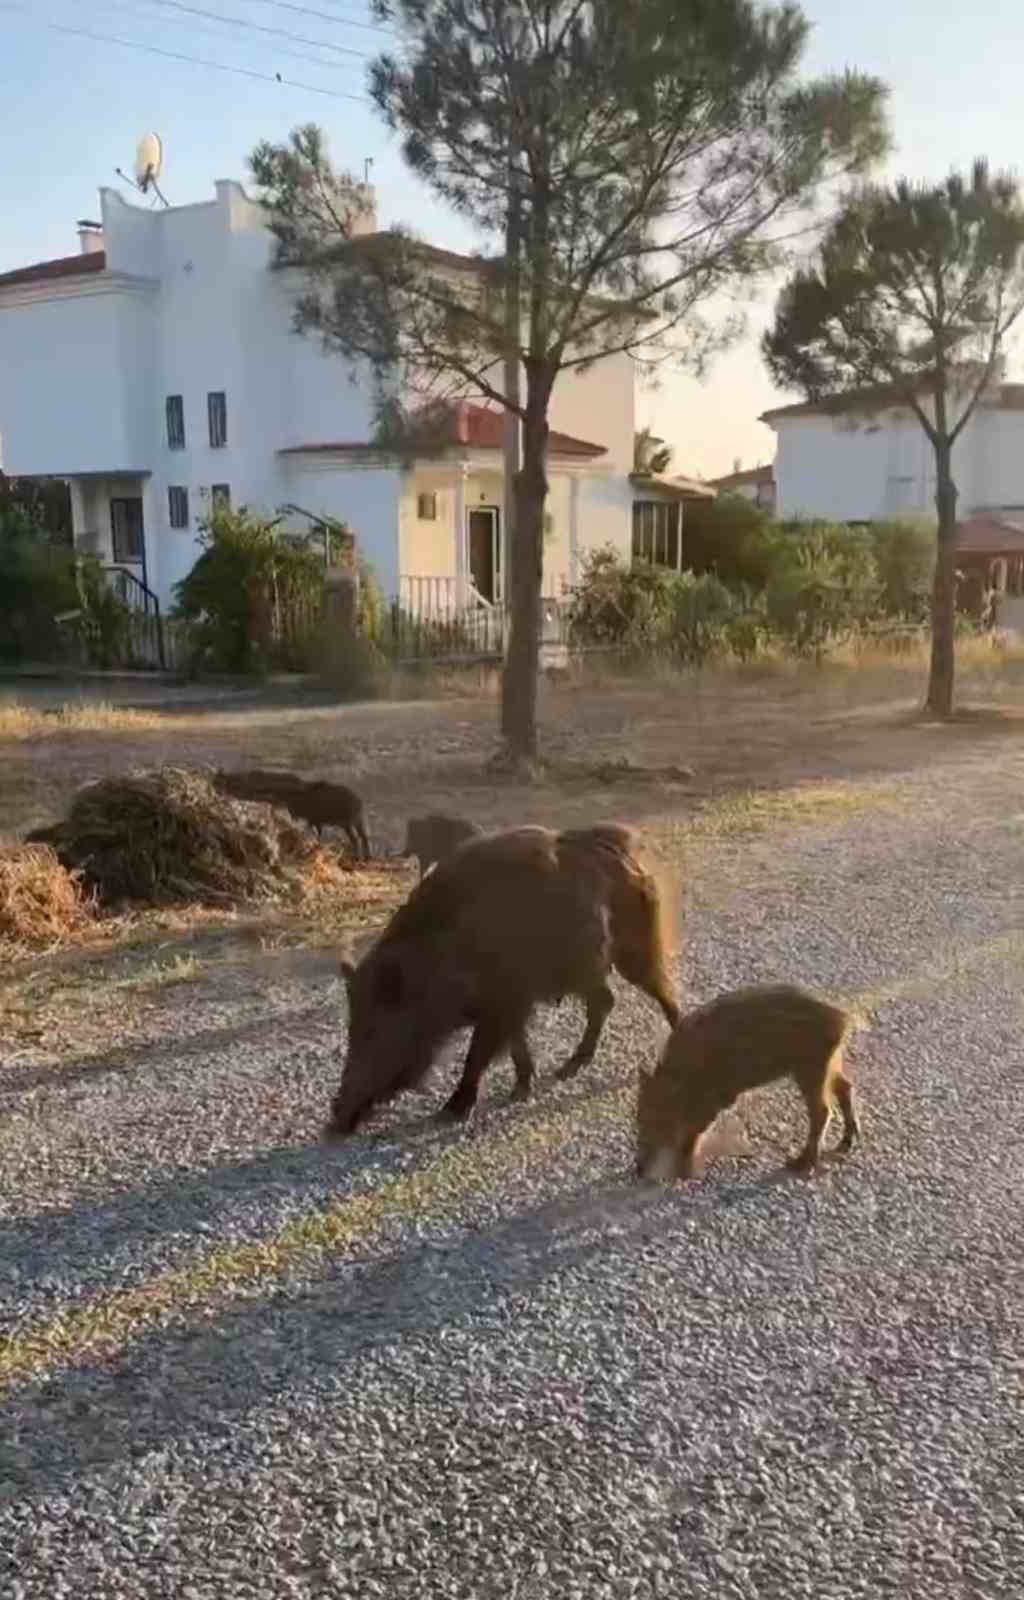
[633, 428, 674, 477]
[251, 1, 886, 761]
[175, 505, 326, 673]
[764, 160, 1024, 715]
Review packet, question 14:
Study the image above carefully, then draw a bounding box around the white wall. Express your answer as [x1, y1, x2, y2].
[773, 411, 930, 521]
[769, 401, 1024, 522]
[284, 463, 402, 597]
[546, 349, 635, 472]
[0, 289, 156, 476]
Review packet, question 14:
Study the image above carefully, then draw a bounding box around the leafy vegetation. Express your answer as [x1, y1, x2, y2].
[568, 515, 940, 666]
[764, 159, 1024, 713]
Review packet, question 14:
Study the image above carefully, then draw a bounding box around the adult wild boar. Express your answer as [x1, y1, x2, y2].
[327, 823, 680, 1136]
[402, 812, 483, 880]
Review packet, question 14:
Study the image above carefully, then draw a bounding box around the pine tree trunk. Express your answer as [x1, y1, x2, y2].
[500, 381, 549, 762]
[925, 441, 958, 717]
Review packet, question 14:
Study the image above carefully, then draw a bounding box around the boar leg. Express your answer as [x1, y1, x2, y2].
[554, 980, 616, 1082]
[786, 1079, 833, 1175]
[507, 1031, 536, 1104]
[437, 1019, 512, 1123]
[831, 1066, 860, 1153]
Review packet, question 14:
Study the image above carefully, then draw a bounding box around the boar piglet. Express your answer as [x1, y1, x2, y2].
[637, 984, 860, 1182]
[215, 768, 371, 860]
[327, 823, 680, 1137]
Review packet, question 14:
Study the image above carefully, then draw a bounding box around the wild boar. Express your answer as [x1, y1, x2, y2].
[326, 822, 680, 1136]
[215, 768, 371, 860]
[402, 813, 483, 879]
[636, 984, 859, 1182]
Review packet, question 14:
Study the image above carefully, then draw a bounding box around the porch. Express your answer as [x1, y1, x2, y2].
[400, 460, 577, 612]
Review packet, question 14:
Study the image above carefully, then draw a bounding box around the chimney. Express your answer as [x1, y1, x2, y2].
[76, 219, 104, 256]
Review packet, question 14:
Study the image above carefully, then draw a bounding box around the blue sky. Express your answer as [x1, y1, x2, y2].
[2, 0, 1021, 474]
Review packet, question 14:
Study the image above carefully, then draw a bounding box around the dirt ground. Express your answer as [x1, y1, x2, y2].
[4, 649, 1024, 1060]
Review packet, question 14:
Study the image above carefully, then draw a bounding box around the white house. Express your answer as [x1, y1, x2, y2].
[0, 179, 658, 618]
[762, 380, 1024, 524]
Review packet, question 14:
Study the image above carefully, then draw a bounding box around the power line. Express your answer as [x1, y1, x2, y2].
[0, 6, 372, 102]
[86, 0, 369, 72]
[96, 0, 375, 58]
[244, 0, 395, 35]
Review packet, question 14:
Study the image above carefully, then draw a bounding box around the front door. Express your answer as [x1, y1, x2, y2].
[468, 506, 501, 603]
[110, 497, 145, 565]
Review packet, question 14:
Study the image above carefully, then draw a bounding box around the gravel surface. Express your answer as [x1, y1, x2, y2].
[1, 744, 1022, 1596]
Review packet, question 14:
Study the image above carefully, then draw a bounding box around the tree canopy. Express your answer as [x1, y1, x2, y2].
[765, 159, 1024, 714]
[251, 0, 888, 757]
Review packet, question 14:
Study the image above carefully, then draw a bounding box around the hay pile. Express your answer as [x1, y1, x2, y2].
[0, 843, 94, 950]
[34, 767, 320, 906]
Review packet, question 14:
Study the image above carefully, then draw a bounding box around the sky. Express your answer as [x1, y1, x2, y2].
[2, 0, 1023, 477]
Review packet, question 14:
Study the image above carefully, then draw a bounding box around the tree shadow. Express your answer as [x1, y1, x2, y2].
[0, 1055, 640, 1328]
[0, 1160, 789, 1505]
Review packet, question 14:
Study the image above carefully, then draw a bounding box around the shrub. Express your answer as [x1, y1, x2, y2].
[568, 548, 754, 666]
[0, 502, 81, 663]
[867, 518, 935, 619]
[174, 505, 327, 673]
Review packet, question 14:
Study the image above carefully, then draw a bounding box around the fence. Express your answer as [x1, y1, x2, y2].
[381, 576, 572, 664]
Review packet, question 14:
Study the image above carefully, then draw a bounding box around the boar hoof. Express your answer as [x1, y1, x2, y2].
[785, 1153, 816, 1177]
[436, 1096, 476, 1124]
[554, 1056, 588, 1083]
[508, 1082, 533, 1105]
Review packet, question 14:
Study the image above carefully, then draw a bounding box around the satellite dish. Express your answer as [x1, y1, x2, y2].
[134, 132, 163, 194]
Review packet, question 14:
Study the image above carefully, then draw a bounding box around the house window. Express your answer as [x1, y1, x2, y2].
[632, 500, 682, 569]
[110, 497, 144, 563]
[208, 391, 227, 448]
[168, 486, 189, 529]
[166, 395, 185, 450]
[417, 491, 438, 520]
[211, 483, 231, 510]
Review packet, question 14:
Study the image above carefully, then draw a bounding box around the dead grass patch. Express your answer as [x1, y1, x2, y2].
[0, 700, 163, 740]
[0, 843, 95, 953]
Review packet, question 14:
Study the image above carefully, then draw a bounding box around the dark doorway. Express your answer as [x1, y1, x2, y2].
[110, 497, 145, 564]
[468, 505, 500, 602]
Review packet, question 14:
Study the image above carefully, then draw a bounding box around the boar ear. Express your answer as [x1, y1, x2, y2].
[339, 958, 356, 987]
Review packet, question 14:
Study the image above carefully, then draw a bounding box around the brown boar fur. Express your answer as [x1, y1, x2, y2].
[215, 768, 371, 860]
[402, 813, 483, 879]
[327, 822, 680, 1137]
[637, 984, 860, 1181]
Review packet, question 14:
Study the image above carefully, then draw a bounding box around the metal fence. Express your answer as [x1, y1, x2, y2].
[382, 576, 572, 664]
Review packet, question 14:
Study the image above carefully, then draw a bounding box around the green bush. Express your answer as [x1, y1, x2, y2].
[0, 502, 81, 663]
[568, 548, 756, 666]
[866, 518, 935, 620]
[678, 493, 779, 589]
[174, 505, 328, 673]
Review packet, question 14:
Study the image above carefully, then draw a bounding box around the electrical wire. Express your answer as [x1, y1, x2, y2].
[0, 5, 373, 102]
[84, 0, 369, 72]
[243, 0, 394, 36]
[95, 0, 375, 58]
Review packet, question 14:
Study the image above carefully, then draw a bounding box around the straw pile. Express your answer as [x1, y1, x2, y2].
[0, 842, 94, 950]
[30, 767, 320, 906]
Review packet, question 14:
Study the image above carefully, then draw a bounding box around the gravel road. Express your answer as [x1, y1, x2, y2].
[1, 743, 1022, 1597]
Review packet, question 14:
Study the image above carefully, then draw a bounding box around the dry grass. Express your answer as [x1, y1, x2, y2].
[0, 700, 163, 740]
[0, 842, 94, 953]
